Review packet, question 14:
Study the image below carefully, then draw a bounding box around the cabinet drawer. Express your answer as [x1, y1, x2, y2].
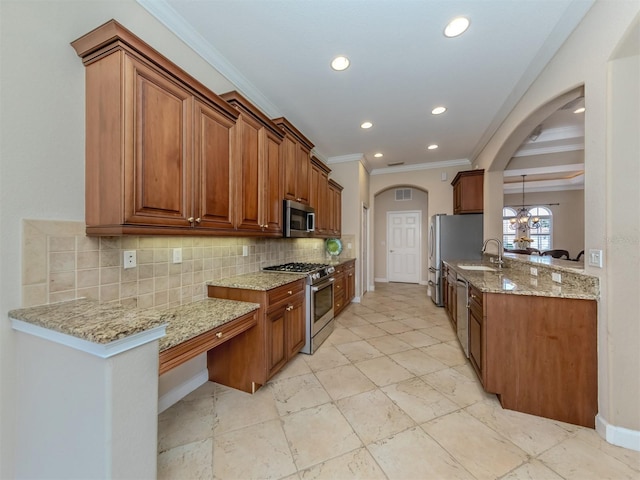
[267, 279, 305, 307]
[159, 309, 257, 375]
[334, 290, 346, 312]
[468, 284, 483, 318]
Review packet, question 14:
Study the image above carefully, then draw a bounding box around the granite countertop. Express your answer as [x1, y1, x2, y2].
[445, 260, 598, 300]
[328, 257, 356, 266]
[207, 271, 306, 291]
[8, 298, 172, 344]
[156, 298, 260, 352]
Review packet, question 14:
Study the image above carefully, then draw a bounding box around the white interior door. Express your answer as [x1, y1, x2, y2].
[387, 211, 421, 284]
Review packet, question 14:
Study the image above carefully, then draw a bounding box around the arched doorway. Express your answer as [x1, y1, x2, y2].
[373, 186, 428, 285]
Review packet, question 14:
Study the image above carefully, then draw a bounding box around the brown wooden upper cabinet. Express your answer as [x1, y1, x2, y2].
[451, 169, 484, 214]
[221, 91, 285, 236]
[328, 179, 343, 237]
[273, 117, 313, 205]
[72, 20, 239, 236]
[310, 156, 331, 236]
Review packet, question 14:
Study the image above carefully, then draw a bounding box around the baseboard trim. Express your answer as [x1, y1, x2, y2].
[374, 277, 388, 283]
[419, 280, 429, 286]
[352, 296, 361, 303]
[596, 414, 640, 451]
[158, 368, 209, 413]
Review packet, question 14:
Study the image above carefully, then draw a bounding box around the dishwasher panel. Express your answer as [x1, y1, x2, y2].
[456, 277, 469, 357]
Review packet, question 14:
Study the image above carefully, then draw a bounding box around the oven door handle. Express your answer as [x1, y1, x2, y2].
[311, 277, 335, 292]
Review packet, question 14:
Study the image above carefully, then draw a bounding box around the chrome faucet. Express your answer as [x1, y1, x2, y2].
[482, 238, 504, 268]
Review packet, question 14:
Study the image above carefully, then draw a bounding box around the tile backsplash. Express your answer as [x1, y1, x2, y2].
[22, 219, 353, 309]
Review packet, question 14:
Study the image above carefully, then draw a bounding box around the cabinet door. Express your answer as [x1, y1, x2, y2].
[194, 99, 236, 230]
[329, 185, 342, 236]
[234, 114, 261, 232]
[266, 306, 287, 378]
[346, 265, 355, 301]
[124, 54, 193, 227]
[296, 144, 311, 204]
[286, 298, 305, 359]
[469, 309, 483, 381]
[262, 129, 283, 234]
[281, 136, 297, 201]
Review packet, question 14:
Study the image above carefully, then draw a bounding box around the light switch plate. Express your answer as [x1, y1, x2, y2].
[242, 246, 248, 257]
[530, 267, 538, 276]
[172, 248, 182, 264]
[588, 249, 603, 268]
[552, 272, 562, 283]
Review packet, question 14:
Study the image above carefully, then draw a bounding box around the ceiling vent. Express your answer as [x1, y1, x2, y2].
[395, 188, 412, 201]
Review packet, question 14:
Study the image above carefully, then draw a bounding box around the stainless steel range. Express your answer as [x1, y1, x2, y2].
[263, 262, 335, 354]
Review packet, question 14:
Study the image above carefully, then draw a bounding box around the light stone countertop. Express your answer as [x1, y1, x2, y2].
[207, 271, 307, 291]
[445, 259, 598, 300]
[8, 298, 172, 344]
[156, 298, 260, 352]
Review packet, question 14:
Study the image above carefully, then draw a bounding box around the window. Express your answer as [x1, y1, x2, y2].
[503, 206, 552, 251]
[502, 207, 517, 248]
[529, 206, 552, 250]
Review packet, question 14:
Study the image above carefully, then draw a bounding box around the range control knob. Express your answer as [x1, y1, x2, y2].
[327, 266, 335, 274]
[311, 272, 320, 281]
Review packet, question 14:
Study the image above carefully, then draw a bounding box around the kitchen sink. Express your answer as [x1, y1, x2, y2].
[457, 265, 497, 272]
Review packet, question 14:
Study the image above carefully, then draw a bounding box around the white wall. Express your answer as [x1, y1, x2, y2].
[473, 1, 640, 445]
[504, 189, 585, 257]
[373, 187, 429, 282]
[0, 1, 233, 476]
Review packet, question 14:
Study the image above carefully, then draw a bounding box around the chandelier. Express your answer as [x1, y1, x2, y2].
[509, 175, 540, 230]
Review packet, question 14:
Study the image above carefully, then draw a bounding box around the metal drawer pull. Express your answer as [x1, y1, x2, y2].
[195, 217, 201, 223]
[286, 305, 294, 311]
[288, 290, 292, 295]
[187, 217, 194, 223]
[216, 332, 223, 339]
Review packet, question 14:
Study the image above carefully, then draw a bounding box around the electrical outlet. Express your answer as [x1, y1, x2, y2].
[588, 249, 603, 268]
[530, 267, 538, 276]
[552, 272, 562, 283]
[172, 248, 182, 264]
[242, 245, 248, 257]
[123, 250, 136, 269]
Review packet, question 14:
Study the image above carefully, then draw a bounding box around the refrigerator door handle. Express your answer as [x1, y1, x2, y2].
[428, 266, 437, 273]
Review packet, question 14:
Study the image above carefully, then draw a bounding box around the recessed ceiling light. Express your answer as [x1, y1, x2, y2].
[444, 17, 470, 38]
[427, 144, 438, 150]
[574, 107, 586, 114]
[361, 121, 373, 129]
[374, 153, 383, 158]
[331, 56, 350, 71]
[431, 106, 447, 115]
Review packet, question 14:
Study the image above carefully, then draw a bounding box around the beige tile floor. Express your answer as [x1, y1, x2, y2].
[158, 282, 640, 479]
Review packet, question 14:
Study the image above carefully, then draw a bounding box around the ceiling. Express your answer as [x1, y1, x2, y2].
[138, 0, 591, 185]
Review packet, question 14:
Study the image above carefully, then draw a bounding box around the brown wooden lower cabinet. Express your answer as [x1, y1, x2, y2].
[158, 309, 257, 376]
[206, 279, 305, 393]
[469, 286, 597, 428]
[333, 259, 355, 316]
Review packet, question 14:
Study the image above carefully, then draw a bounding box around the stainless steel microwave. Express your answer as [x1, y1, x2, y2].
[283, 200, 315, 237]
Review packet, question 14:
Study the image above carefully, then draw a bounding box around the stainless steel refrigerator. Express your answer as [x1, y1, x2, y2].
[428, 213, 483, 306]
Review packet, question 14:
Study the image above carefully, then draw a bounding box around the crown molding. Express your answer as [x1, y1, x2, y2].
[370, 158, 470, 176]
[503, 174, 584, 193]
[504, 163, 585, 177]
[136, 0, 282, 118]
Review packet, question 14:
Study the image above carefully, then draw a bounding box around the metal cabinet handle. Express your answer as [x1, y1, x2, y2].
[287, 290, 292, 295]
[286, 305, 294, 311]
[195, 217, 201, 223]
[215, 332, 223, 339]
[187, 217, 194, 223]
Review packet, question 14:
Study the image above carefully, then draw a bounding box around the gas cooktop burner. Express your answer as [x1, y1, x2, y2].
[263, 262, 329, 273]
